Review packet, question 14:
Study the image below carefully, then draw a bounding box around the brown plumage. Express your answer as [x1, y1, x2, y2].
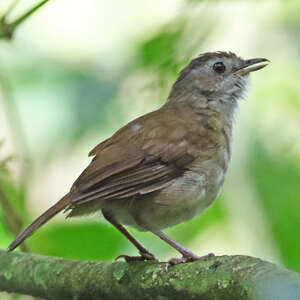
[8, 52, 268, 265]
[71, 106, 221, 204]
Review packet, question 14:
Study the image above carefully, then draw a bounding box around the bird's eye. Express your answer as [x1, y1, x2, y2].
[213, 62, 226, 73]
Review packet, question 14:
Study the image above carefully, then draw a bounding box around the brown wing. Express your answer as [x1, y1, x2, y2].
[69, 105, 218, 205]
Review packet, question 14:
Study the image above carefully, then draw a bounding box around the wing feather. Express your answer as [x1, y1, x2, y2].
[69, 106, 218, 207]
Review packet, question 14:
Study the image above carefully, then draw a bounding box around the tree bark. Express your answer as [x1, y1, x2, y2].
[0, 250, 300, 300]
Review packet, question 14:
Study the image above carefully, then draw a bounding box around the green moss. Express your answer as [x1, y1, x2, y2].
[113, 262, 129, 281]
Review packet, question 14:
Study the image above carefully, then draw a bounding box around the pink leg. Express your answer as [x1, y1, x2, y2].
[150, 229, 214, 269]
[102, 211, 158, 262]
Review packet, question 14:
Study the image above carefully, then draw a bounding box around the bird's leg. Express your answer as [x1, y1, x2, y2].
[102, 211, 158, 262]
[150, 229, 214, 269]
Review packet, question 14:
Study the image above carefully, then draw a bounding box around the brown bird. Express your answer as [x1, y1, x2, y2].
[8, 51, 268, 265]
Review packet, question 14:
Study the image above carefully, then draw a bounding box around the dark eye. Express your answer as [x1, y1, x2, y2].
[213, 62, 226, 73]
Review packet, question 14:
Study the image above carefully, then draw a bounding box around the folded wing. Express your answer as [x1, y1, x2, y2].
[69, 106, 215, 206]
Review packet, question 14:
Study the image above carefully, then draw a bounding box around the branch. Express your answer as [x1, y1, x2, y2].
[1, 250, 300, 299]
[0, 0, 50, 40]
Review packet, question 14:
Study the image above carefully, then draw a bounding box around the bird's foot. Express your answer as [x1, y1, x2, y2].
[115, 251, 159, 263]
[165, 252, 214, 271]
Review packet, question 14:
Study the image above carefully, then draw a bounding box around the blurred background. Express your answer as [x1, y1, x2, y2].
[0, 0, 300, 298]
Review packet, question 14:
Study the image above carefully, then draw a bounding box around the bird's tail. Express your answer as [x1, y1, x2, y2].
[8, 194, 71, 252]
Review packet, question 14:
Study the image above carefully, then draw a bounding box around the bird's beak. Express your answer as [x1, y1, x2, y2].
[234, 58, 270, 76]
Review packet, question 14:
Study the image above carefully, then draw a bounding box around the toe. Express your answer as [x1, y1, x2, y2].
[165, 253, 215, 270]
[115, 255, 145, 262]
[165, 257, 188, 271]
[115, 253, 159, 263]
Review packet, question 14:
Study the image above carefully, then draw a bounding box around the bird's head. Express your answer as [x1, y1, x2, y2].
[169, 51, 269, 115]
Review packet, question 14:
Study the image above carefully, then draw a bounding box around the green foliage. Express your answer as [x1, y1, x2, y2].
[0, 222, 12, 249]
[0, 166, 26, 214]
[137, 28, 184, 80]
[8, 61, 124, 164]
[248, 140, 300, 272]
[29, 222, 127, 261]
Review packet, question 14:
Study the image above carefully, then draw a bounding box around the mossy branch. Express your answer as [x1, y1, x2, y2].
[1, 250, 300, 299]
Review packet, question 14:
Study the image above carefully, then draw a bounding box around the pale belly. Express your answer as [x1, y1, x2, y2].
[106, 166, 226, 231]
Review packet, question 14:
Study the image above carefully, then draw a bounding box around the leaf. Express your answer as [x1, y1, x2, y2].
[248, 140, 300, 272]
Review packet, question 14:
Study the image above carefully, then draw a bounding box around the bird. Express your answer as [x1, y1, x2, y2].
[8, 51, 269, 266]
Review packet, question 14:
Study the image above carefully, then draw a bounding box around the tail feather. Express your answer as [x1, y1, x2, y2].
[8, 194, 70, 252]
